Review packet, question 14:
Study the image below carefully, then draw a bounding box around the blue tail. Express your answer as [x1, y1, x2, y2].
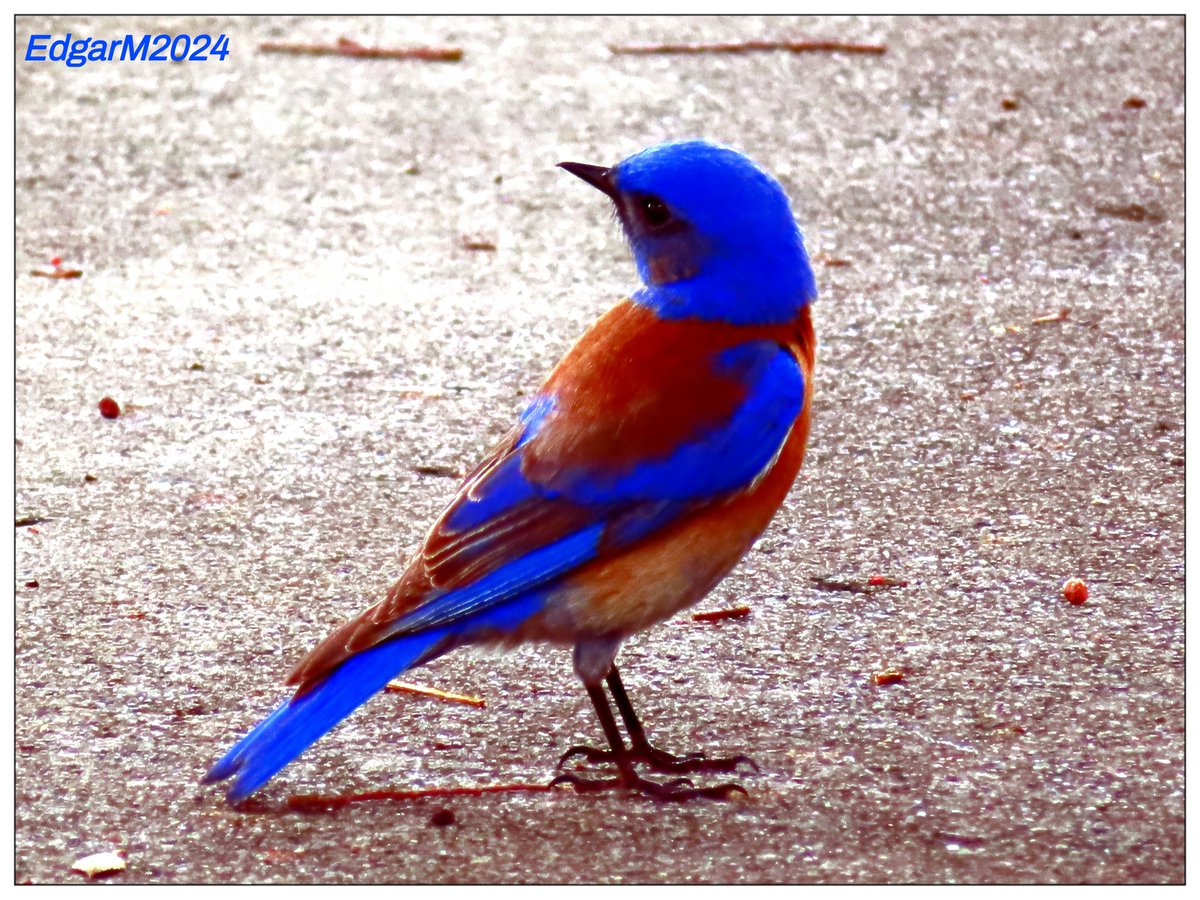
[204, 592, 547, 803]
[204, 629, 446, 803]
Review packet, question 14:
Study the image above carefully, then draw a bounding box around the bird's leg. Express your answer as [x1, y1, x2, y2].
[552, 683, 633, 792]
[606, 668, 758, 774]
[559, 668, 757, 774]
[552, 680, 744, 801]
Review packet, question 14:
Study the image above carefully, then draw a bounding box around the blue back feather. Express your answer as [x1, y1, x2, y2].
[555, 343, 804, 504]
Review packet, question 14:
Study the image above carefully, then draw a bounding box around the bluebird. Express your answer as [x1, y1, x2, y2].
[204, 139, 817, 803]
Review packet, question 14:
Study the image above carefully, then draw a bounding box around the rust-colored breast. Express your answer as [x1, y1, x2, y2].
[533, 302, 816, 638]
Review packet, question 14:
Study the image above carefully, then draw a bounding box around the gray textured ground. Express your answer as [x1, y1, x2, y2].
[15, 15, 1184, 884]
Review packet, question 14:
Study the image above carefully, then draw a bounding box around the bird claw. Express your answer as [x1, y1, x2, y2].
[644, 750, 759, 775]
[719, 753, 762, 775]
[550, 771, 624, 793]
[550, 770, 744, 803]
[557, 744, 610, 768]
[557, 743, 758, 775]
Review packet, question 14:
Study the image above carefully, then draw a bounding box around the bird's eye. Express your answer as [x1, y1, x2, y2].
[639, 196, 672, 229]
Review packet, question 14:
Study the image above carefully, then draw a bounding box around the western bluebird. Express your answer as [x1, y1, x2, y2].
[204, 140, 817, 803]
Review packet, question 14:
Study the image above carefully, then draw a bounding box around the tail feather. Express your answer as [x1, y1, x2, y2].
[204, 628, 447, 803]
[204, 592, 547, 804]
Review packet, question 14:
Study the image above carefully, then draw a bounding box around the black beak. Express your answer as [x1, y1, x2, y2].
[557, 161, 617, 198]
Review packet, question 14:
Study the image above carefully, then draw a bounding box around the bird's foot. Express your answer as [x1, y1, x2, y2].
[550, 769, 747, 802]
[557, 742, 758, 775]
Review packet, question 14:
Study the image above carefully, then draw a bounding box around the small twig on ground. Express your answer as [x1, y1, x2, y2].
[1094, 202, 1165, 223]
[288, 782, 558, 813]
[31, 256, 82, 279]
[692, 605, 751, 623]
[812, 252, 852, 268]
[812, 575, 908, 595]
[460, 236, 498, 251]
[386, 680, 486, 708]
[413, 464, 462, 478]
[610, 40, 886, 57]
[1031, 308, 1071, 325]
[260, 36, 463, 62]
[872, 668, 906, 686]
[812, 576, 871, 594]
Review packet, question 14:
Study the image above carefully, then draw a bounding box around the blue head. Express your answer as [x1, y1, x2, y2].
[559, 140, 816, 325]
